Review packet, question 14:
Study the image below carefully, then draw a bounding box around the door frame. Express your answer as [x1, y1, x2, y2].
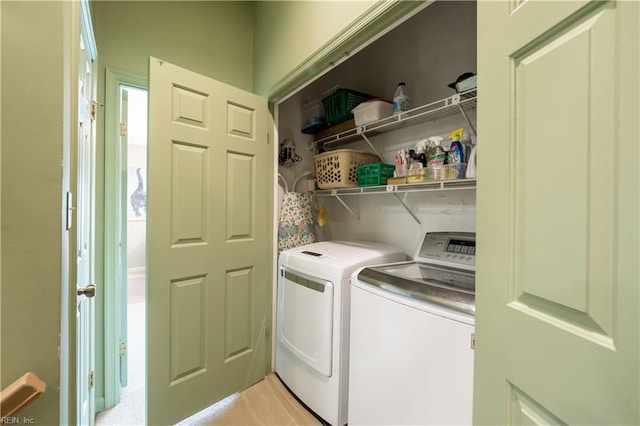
[61, 0, 98, 423]
[102, 69, 148, 410]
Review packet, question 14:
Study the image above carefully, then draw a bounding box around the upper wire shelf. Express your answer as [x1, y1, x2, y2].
[315, 89, 477, 149]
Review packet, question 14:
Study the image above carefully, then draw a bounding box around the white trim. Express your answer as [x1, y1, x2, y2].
[103, 68, 147, 410]
[127, 267, 146, 277]
[80, 0, 97, 61]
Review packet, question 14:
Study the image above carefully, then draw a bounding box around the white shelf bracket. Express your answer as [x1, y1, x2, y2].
[393, 193, 421, 224]
[359, 133, 385, 160]
[457, 103, 477, 138]
[334, 194, 360, 220]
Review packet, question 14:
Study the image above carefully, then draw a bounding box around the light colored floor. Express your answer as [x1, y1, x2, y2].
[95, 297, 145, 426]
[96, 274, 320, 426]
[177, 374, 322, 426]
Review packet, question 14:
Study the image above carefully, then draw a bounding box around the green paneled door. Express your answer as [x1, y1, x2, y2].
[474, 1, 639, 424]
[146, 58, 272, 425]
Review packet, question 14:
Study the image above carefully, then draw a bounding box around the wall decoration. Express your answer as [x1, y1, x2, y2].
[128, 167, 146, 220]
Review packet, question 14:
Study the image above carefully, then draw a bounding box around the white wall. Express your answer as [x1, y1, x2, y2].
[124, 87, 148, 273]
[315, 115, 477, 257]
[278, 1, 478, 257]
[127, 144, 146, 271]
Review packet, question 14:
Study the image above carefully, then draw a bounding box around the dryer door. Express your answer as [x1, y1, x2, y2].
[278, 267, 334, 377]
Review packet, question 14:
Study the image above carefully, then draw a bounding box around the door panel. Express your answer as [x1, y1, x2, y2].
[169, 275, 207, 382]
[170, 142, 208, 244]
[227, 153, 254, 239]
[224, 268, 254, 359]
[147, 58, 271, 425]
[474, 1, 639, 424]
[513, 5, 616, 337]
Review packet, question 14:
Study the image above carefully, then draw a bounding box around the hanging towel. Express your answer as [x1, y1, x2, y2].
[278, 192, 316, 251]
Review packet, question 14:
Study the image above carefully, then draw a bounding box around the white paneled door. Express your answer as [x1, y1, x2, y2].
[474, 1, 639, 425]
[147, 58, 272, 425]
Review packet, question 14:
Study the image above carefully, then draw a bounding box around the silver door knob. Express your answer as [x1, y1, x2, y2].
[77, 284, 96, 298]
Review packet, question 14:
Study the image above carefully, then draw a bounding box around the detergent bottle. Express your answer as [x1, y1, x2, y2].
[427, 136, 446, 169]
[392, 82, 410, 115]
[448, 128, 464, 164]
[466, 143, 477, 178]
[426, 136, 446, 180]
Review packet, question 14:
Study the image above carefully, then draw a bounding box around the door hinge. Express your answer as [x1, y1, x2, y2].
[119, 341, 127, 357]
[89, 371, 95, 389]
[471, 332, 475, 350]
[91, 100, 97, 121]
[265, 326, 271, 341]
[120, 122, 127, 137]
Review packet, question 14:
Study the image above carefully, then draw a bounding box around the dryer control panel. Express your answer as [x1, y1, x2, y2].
[416, 232, 476, 269]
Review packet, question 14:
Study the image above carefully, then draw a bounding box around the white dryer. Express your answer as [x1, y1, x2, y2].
[276, 240, 405, 426]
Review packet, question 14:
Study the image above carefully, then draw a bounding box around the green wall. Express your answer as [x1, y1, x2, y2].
[253, 1, 375, 97]
[91, 0, 255, 411]
[93, 1, 254, 89]
[1, 2, 66, 424]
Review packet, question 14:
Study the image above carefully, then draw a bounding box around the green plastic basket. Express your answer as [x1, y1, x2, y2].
[322, 88, 375, 125]
[357, 163, 396, 187]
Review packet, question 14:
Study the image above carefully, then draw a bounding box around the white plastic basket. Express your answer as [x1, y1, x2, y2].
[314, 149, 379, 189]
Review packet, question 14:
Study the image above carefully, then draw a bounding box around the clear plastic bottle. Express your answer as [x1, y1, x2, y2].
[392, 82, 410, 115]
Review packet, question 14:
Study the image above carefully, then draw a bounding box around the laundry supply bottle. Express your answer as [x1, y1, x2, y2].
[427, 136, 446, 168]
[466, 143, 477, 178]
[427, 136, 447, 180]
[447, 128, 465, 164]
[447, 128, 466, 179]
[414, 139, 428, 167]
[406, 155, 425, 183]
[392, 82, 410, 115]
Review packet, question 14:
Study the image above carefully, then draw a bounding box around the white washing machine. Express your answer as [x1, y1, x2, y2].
[349, 231, 476, 425]
[276, 240, 405, 426]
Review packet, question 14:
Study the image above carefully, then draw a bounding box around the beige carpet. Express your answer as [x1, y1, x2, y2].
[178, 373, 323, 426]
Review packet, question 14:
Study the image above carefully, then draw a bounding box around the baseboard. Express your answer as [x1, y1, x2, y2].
[95, 396, 105, 413]
[127, 267, 145, 278]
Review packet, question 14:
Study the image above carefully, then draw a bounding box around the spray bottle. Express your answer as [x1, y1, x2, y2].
[448, 128, 465, 164]
[427, 136, 446, 169]
[415, 139, 429, 167]
[425, 136, 446, 180]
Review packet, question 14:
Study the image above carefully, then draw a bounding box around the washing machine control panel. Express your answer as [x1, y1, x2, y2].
[417, 232, 476, 269]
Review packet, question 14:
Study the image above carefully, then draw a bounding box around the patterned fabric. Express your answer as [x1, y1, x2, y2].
[278, 192, 316, 252]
